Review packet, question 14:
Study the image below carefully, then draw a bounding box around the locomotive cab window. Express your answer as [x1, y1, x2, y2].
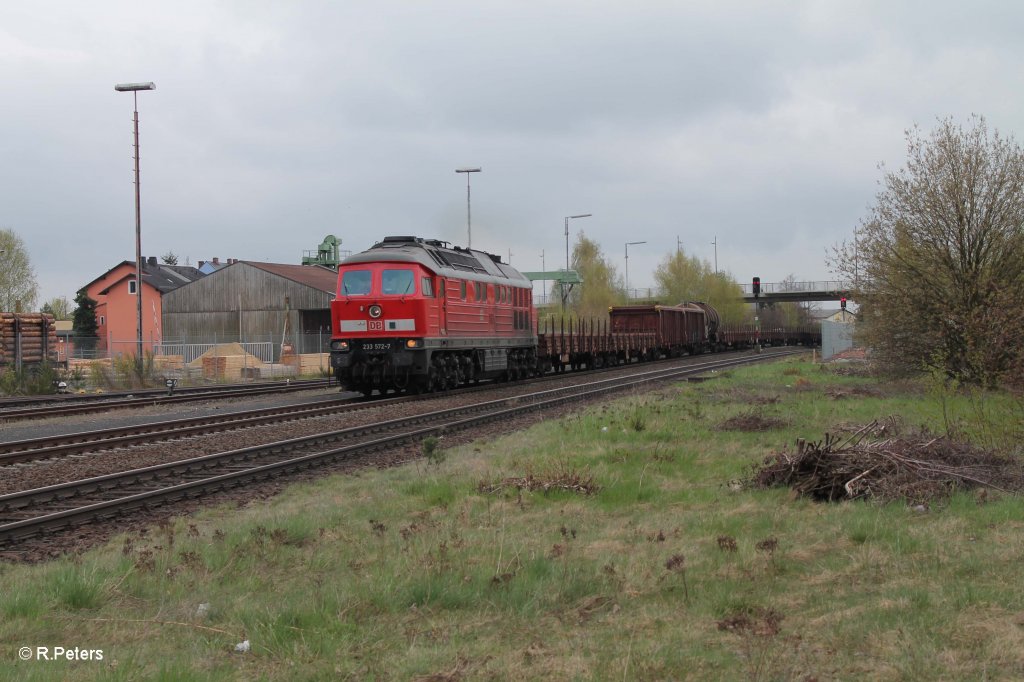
[460, 281, 467, 300]
[421, 277, 434, 298]
[382, 269, 415, 295]
[341, 270, 372, 296]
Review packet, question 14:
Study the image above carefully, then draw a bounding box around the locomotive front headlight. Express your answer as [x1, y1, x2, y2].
[405, 339, 422, 349]
[368, 305, 383, 319]
[331, 340, 350, 351]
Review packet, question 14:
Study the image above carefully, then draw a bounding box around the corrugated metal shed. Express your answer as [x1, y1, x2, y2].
[161, 261, 336, 354]
[821, 320, 855, 360]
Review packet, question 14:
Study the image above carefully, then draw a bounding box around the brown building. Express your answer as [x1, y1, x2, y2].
[160, 261, 337, 360]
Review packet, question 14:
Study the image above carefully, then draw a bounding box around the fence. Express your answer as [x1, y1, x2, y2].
[62, 332, 333, 363]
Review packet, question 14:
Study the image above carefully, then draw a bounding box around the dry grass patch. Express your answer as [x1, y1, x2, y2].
[717, 409, 789, 432]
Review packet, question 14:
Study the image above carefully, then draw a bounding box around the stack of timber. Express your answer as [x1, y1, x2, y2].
[187, 343, 265, 380]
[153, 355, 185, 372]
[283, 352, 330, 376]
[0, 313, 59, 369]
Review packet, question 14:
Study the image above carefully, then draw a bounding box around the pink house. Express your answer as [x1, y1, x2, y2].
[82, 258, 204, 356]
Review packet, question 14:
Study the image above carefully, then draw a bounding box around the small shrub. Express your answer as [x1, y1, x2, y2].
[422, 436, 446, 465]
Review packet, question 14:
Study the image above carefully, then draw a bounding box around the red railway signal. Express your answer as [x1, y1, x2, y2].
[752, 277, 760, 297]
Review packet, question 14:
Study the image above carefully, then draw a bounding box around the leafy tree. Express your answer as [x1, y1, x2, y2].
[831, 116, 1024, 386]
[72, 289, 99, 352]
[161, 251, 179, 265]
[40, 296, 71, 320]
[0, 229, 39, 312]
[653, 250, 750, 325]
[559, 233, 623, 319]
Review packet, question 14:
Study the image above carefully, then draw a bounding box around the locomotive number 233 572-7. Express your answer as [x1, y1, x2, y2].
[367, 342, 391, 350]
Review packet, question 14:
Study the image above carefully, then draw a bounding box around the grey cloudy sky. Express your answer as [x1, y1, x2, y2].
[4, 1, 1022, 305]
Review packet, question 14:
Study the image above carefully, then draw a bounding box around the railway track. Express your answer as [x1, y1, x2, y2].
[0, 349, 804, 549]
[0, 378, 336, 422]
[0, 347, 789, 466]
[0, 364, 630, 466]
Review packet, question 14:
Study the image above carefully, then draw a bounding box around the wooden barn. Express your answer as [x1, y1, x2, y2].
[160, 261, 337, 361]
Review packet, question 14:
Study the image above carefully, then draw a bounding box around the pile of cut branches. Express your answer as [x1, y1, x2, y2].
[753, 419, 1024, 503]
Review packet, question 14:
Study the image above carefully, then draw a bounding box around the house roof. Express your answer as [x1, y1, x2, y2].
[82, 260, 135, 292]
[241, 262, 338, 295]
[96, 261, 205, 296]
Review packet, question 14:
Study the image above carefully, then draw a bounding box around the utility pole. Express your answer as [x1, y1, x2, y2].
[540, 249, 546, 302]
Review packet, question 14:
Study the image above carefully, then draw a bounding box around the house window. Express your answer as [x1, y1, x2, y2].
[100, 316, 105, 326]
[129, 279, 137, 295]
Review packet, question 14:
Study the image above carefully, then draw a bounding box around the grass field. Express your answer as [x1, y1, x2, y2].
[3, 355, 1024, 680]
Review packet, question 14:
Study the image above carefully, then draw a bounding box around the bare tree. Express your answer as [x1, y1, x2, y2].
[0, 228, 39, 312]
[832, 116, 1024, 386]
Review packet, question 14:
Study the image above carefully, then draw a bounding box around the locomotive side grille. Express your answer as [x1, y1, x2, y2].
[427, 247, 489, 274]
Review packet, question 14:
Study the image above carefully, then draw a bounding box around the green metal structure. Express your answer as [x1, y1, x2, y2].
[302, 235, 349, 269]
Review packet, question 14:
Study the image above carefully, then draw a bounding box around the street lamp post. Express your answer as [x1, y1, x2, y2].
[115, 81, 155, 364]
[624, 241, 646, 299]
[562, 213, 591, 310]
[455, 167, 481, 248]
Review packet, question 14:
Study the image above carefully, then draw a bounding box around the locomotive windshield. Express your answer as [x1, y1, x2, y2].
[382, 269, 415, 295]
[341, 270, 371, 296]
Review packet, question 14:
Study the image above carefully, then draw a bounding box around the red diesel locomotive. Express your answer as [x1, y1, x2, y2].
[329, 236, 537, 394]
[330, 236, 822, 395]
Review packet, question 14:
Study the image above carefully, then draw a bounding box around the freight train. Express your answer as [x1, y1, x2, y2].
[328, 236, 818, 395]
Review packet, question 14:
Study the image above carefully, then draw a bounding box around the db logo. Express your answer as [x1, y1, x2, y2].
[368, 320, 384, 331]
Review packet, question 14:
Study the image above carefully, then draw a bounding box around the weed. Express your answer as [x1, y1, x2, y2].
[717, 535, 738, 552]
[627, 409, 647, 432]
[682, 396, 706, 421]
[0, 362, 60, 396]
[49, 564, 104, 610]
[716, 606, 787, 681]
[755, 537, 779, 570]
[665, 553, 689, 602]
[422, 436, 446, 465]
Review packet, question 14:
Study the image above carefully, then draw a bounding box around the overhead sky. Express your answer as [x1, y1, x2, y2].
[4, 1, 1023, 306]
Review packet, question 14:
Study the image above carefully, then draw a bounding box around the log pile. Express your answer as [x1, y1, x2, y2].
[0, 313, 59, 369]
[753, 419, 1024, 504]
